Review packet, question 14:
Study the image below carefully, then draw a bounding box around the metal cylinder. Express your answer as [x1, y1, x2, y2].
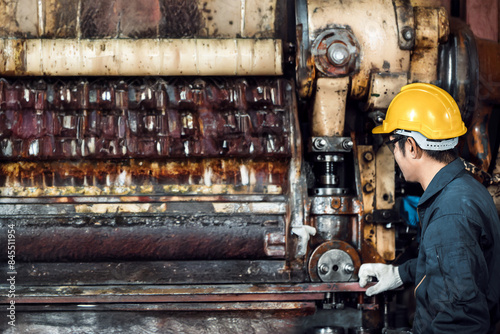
[314, 215, 351, 242]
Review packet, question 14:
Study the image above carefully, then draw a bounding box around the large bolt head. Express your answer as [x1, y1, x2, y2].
[344, 264, 355, 274]
[402, 27, 414, 41]
[314, 138, 328, 150]
[319, 264, 330, 274]
[363, 151, 374, 162]
[327, 43, 350, 66]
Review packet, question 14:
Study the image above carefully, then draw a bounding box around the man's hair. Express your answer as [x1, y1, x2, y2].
[393, 134, 458, 164]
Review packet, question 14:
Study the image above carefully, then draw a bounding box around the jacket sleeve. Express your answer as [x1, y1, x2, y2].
[422, 215, 490, 333]
[397, 258, 417, 284]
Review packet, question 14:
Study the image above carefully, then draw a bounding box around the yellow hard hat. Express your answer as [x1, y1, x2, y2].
[372, 83, 467, 139]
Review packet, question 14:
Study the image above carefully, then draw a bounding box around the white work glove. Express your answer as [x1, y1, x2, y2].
[358, 263, 403, 296]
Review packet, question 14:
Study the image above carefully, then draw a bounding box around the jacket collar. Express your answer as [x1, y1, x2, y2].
[418, 158, 464, 207]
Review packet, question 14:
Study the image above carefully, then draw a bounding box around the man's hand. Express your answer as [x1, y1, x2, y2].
[358, 263, 403, 296]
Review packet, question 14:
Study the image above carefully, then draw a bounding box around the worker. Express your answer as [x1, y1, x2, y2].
[359, 83, 500, 333]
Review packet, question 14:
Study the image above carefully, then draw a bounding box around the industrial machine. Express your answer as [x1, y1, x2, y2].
[0, 1, 499, 333]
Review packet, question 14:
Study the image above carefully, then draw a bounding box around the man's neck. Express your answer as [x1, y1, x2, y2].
[418, 159, 448, 191]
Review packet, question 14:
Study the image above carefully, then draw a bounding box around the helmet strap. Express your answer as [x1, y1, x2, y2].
[394, 130, 458, 151]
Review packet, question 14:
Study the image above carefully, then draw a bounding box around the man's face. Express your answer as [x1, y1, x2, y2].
[390, 135, 416, 183]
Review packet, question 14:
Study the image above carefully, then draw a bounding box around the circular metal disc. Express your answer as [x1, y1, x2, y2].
[317, 249, 354, 282]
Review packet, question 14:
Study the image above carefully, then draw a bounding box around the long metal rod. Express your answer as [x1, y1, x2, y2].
[2, 283, 371, 304]
[14, 301, 317, 312]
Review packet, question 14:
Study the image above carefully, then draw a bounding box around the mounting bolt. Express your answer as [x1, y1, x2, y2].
[327, 43, 350, 66]
[314, 138, 328, 150]
[342, 139, 353, 150]
[363, 151, 374, 162]
[319, 264, 330, 274]
[331, 197, 342, 210]
[344, 264, 355, 274]
[402, 27, 414, 41]
[363, 183, 374, 194]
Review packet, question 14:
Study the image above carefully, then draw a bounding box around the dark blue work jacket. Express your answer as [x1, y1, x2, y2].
[398, 158, 500, 334]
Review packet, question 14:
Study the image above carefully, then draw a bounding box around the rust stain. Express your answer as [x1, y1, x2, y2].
[466, 104, 493, 172]
[159, 0, 203, 38]
[0, 78, 292, 160]
[0, 158, 289, 196]
[4, 215, 286, 261]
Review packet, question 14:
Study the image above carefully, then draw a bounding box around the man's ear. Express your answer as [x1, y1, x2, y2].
[407, 137, 422, 159]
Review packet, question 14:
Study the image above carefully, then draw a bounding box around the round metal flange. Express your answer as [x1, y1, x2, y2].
[317, 249, 354, 282]
[311, 28, 360, 77]
[308, 240, 361, 282]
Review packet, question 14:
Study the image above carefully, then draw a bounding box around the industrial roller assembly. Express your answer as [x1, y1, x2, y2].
[0, 0, 499, 333]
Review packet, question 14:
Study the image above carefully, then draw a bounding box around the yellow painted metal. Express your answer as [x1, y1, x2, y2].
[359, 145, 395, 261]
[311, 77, 349, 137]
[410, 6, 449, 83]
[307, 0, 411, 99]
[375, 144, 396, 261]
[367, 73, 408, 110]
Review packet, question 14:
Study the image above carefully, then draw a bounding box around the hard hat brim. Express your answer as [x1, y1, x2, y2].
[372, 124, 391, 134]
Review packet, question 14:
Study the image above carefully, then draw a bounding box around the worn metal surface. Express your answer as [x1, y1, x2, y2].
[309, 195, 363, 260]
[308, 240, 361, 282]
[0, 160, 288, 196]
[310, 196, 363, 216]
[0, 283, 374, 304]
[0, 77, 298, 265]
[295, 0, 315, 98]
[0, 214, 285, 261]
[311, 28, 360, 77]
[374, 145, 395, 211]
[373, 144, 395, 261]
[0, 307, 314, 334]
[0, 77, 293, 199]
[10, 301, 316, 312]
[438, 18, 479, 126]
[467, 104, 493, 172]
[1, 0, 497, 332]
[305, 0, 410, 99]
[0, 0, 284, 39]
[358, 145, 394, 263]
[393, 0, 415, 50]
[311, 77, 349, 137]
[366, 73, 408, 110]
[0, 78, 291, 159]
[0, 38, 283, 76]
[409, 6, 448, 83]
[4, 260, 302, 285]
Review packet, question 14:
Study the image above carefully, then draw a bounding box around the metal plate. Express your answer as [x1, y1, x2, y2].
[317, 249, 354, 282]
[308, 240, 361, 283]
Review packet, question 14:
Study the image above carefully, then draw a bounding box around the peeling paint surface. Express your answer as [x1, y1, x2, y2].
[0, 0, 281, 39]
